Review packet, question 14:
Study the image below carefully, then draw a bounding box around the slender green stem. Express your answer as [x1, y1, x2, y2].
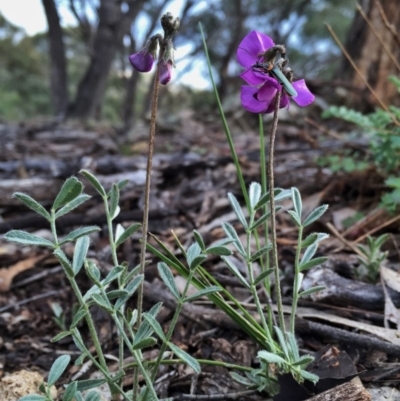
[290, 225, 303, 334]
[50, 210, 59, 248]
[142, 268, 196, 400]
[268, 90, 285, 332]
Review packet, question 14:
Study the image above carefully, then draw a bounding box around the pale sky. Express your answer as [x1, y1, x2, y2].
[0, 0, 210, 88]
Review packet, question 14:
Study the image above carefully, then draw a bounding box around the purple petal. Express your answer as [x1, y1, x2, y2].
[159, 60, 172, 85]
[256, 77, 280, 101]
[241, 86, 267, 113]
[265, 90, 290, 113]
[240, 68, 269, 85]
[129, 51, 154, 72]
[291, 79, 315, 106]
[237, 31, 275, 68]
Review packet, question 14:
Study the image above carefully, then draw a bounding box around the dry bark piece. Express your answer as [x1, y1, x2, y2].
[307, 381, 371, 401]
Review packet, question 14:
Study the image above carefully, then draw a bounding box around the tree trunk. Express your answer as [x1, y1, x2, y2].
[41, 0, 68, 117]
[338, 0, 400, 109]
[68, 0, 146, 119]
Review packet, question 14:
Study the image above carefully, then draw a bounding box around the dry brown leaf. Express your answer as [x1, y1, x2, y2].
[0, 256, 43, 292]
[381, 266, 400, 293]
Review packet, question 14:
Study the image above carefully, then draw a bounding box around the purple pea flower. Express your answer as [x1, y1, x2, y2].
[237, 30, 315, 114]
[129, 49, 155, 73]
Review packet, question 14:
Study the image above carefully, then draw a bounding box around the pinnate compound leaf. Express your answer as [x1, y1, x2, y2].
[13, 192, 50, 221]
[60, 226, 100, 245]
[168, 342, 200, 373]
[184, 286, 222, 303]
[53, 177, 83, 210]
[5, 230, 55, 248]
[72, 235, 90, 275]
[55, 194, 91, 219]
[80, 170, 106, 197]
[227, 192, 248, 229]
[115, 223, 141, 247]
[303, 205, 329, 227]
[258, 350, 285, 365]
[63, 381, 78, 401]
[48, 354, 71, 386]
[158, 262, 180, 300]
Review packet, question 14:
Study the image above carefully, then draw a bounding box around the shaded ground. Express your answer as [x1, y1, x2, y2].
[0, 109, 399, 400]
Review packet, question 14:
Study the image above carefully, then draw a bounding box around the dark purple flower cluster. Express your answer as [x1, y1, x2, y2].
[237, 31, 315, 113]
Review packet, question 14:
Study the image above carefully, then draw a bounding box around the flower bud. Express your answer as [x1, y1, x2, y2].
[159, 39, 175, 85]
[161, 12, 180, 39]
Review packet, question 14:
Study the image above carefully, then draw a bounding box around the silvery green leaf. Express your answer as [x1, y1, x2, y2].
[70, 307, 87, 328]
[253, 269, 274, 286]
[106, 289, 128, 300]
[60, 226, 100, 245]
[221, 256, 250, 290]
[186, 243, 202, 267]
[53, 177, 83, 210]
[51, 331, 71, 343]
[292, 355, 314, 367]
[85, 259, 101, 284]
[249, 211, 271, 230]
[74, 353, 86, 366]
[131, 337, 157, 350]
[227, 192, 248, 229]
[63, 381, 78, 401]
[124, 273, 143, 295]
[5, 230, 55, 248]
[158, 262, 180, 300]
[301, 233, 318, 248]
[72, 235, 90, 275]
[193, 230, 205, 251]
[286, 332, 300, 360]
[230, 372, 252, 386]
[274, 188, 292, 201]
[103, 265, 125, 285]
[189, 255, 207, 270]
[115, 223, 141, 248]
[48, 354, 71, 385]
[303, 205, 329, 227]
[82, 284, 101, 302]
[205, 246, 232, 256]
[274, 326, 289, 358]
[55, 194, 91, 219]
[80, 170, 106, 197]
[109, 184, 119, 220]
[133, 303, 162, 343]
[249, 182, 262, 210]
[168, 342, 200, 373]
[296, 273, 304, 293]
[143, 313, 166, 341]
[76, 379, 107, 391]
[250, 244, 272, 263]
[54, 249, 74, 277]
[13, 192, 50, 221]
[291, 187, 302, 219]
[258, 350, 285, 365]
[128, 308, 137, 326]
[19, 396, 47, 401]
[91, 293, 113, 312]
[222, 222, 246, 257]
[299, 286, 325, 298]
[184, 286, 221, 303]
[300, 243, 318, 265]
[254, 191, 270, 210]
[299, 257, 328, 272]
[74, 391, 84, 401]
[72, 329, 85, 352]
[84, 391, 101, 401]
[299, 370, 319, 383]
[287, 210, 301, 228]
